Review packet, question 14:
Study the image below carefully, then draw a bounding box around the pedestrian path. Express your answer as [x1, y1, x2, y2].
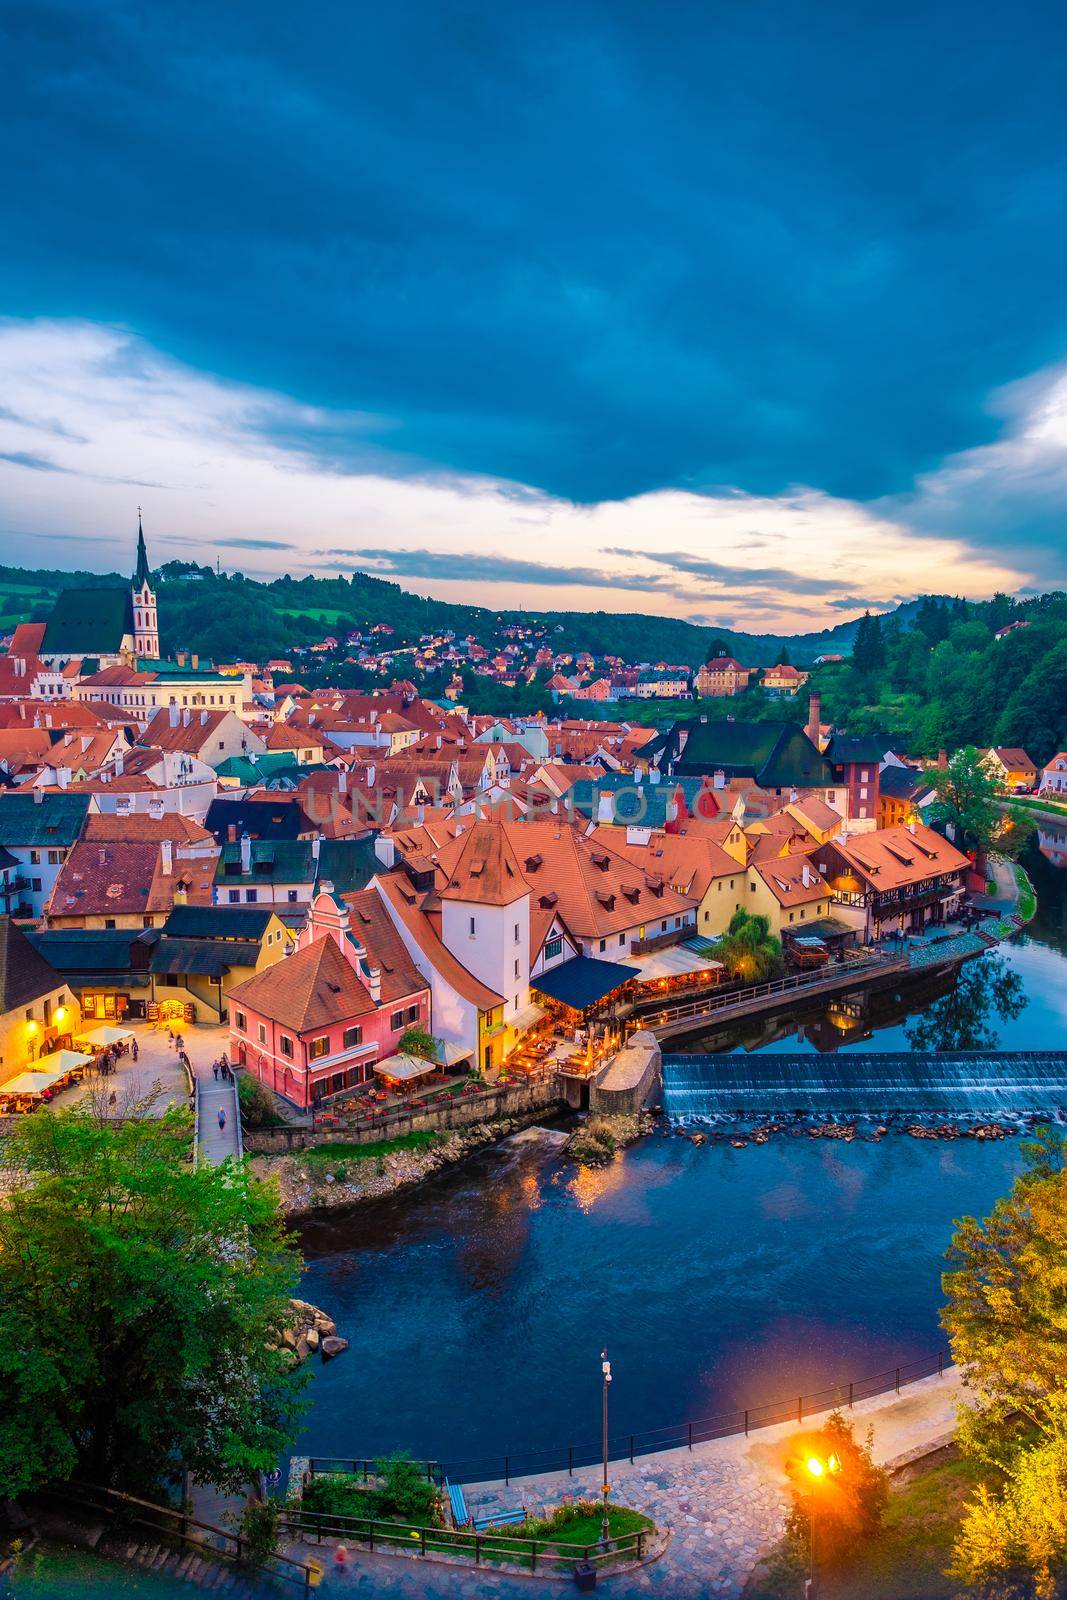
[291, 1370, 963, 1600]
[195, 1068, 241, 1166]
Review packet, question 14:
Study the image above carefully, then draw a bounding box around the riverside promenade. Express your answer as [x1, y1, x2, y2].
[292, 1371, 964, 1599]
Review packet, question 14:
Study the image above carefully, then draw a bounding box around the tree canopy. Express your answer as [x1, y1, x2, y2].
[925, 746, 1035, 860]
[943, 1131, 1067, 1597]
[0, 1102, 305, 1497]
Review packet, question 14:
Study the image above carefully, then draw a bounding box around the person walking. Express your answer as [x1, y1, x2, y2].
[212, 1061, 219, 1081]
[131, 1038, 138, 1062]
[218, 1106, 226, 1132]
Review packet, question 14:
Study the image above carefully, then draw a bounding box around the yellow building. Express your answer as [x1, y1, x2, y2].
[746, 856, 834, 937]
[0, 918, 82, 1088]
[148, 905, 294, 1025]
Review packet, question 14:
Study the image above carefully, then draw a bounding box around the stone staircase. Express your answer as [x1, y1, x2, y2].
[97, 1530, 266, 1593]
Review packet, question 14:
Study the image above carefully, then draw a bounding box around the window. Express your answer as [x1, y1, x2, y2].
[280, 1035, 294, 1058]
[599, 938, 606, 952]
[788, 911, 795, 923]
[544, 934, 563, 961]
[257, 1023, 267, 1044]
[104, 918, 116, 929]
[309, 1036, 329, 1059]
[514, 922, 520, 943]
[342, 1025, 362, 1049]
[24, 1007, 34, 1022]
[245, 888, 258, 903]
[514, 958, 519, 978]
[48, 849, 61, 865]
[619, 933, 625, 946]
[29, 850, 40, 865]
[287, 888, 298, 902]
[235, 1010, 247, 1032]
[31, 877, 41, 892]
[469, 916, 476, 937]
[228, 889, 240, 904]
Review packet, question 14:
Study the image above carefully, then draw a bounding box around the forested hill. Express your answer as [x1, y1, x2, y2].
[0, 557, 959, 665]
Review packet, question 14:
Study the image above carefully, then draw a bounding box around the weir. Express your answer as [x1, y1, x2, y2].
[662, 1051, 1067, 1121]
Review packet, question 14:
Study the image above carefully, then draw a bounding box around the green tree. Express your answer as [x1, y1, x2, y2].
[925, 745, 1034, 860]
[943, 1132, 1067, 1597]
[704, 637, 733, 663]
[0, 1103, 305, 1497]
[852, 611, 886, 675]
[715, 909, 784, 983]
[784, 1410, 889, 1571]
[398, 1024, 440, 1061]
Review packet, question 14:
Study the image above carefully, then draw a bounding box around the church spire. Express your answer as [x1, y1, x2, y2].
[133, 507, 151, 589]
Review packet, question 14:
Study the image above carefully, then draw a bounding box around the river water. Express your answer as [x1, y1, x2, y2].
[295, 836, 1067, 1473]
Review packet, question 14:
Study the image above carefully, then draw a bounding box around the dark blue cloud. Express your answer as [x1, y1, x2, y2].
[4, 0, 1067, 548]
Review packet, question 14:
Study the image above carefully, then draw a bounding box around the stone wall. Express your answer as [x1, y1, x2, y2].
[244, 1076, 563, 1154]
[591, 1031, 662, 1115]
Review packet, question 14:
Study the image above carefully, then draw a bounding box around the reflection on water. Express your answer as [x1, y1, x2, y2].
[296, 1130, 1023, 1466]
[902, 952, 1025, 1050]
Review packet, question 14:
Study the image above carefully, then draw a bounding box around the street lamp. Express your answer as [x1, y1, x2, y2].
[600, 1348, 612, 1544]
[803, 1452, 841, 1598]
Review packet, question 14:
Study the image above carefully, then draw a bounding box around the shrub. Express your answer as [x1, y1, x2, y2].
[784, 1411, 889, 1571]
[237, 1074, 285, 1129]
[370, 1453, 440, 1524]
[237, 1498, 281, 1565]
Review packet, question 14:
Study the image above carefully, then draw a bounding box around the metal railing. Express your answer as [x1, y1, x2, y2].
[58, 1482, 319, 1592]
[305, 1348, 948, 1487]
[634, 951, 903, 1029]
[230, 1073, 244, 1160]
[281, 1505, 647, 1573]
[191, 1075, 201, 1167]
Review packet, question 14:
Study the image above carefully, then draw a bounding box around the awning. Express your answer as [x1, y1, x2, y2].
[433, 1039, 476, 1068]
[1, 1064, 73, 1096]
[532, 956, 639, 1010]
[630, 946, 725, 982]
[373, 1053, 439, 1082]
[76, 1023, 135, 1046]
[510, 1001, 546, 1033]
[41, 1049, 92, 1074]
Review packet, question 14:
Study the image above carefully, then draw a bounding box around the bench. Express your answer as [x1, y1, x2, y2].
[446, 1479, 470, 1528]
[471, 1508, 527, 1530]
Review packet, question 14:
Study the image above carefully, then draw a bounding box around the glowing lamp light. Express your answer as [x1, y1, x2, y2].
[25, 1019, 38, 1034]
[806, 1457, 824, 1478]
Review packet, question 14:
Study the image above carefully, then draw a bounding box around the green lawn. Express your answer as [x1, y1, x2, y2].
[302, 1130, 441, 1166]
[748, 1451, 992, 1600]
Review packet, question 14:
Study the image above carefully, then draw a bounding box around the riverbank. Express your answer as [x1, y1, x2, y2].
[252, 1108, 565, 1217]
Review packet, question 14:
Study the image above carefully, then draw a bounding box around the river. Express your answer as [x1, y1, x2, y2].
[294, 836, 1067, 1475]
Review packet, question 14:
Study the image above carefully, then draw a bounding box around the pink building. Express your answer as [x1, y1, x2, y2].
[227, 885, 430, 1110]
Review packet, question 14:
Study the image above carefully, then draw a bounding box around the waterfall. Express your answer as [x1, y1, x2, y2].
[662, 1051, 1067, 1123]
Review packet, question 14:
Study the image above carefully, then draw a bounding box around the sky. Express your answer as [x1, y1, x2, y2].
[2, 0, 1067, 634]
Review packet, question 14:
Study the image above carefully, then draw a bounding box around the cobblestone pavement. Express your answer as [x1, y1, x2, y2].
[49, 1021, 226, 1116]
[292, 1373, 962, 1599]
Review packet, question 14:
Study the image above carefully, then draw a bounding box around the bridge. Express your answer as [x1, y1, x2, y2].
[662, 1050, 1067, 1120]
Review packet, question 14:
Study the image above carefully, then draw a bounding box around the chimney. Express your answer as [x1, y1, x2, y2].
[160, 839, 173, 876]
[338, 769, 347, 794]
[168, 701, 180, 728]
[200, 710, 208, 725]
[311, 833, 321, 861]
[367, 763, 376, 787]
[182, 709, 190, 727]
[33, 786, 43, 804]
[191, 654, 199, 671]
[240, 832, 252, 874]
[807, 693, 821, 747]
[368, 965, 382, 1004]
[712, 768, 726, 790]
[801, 864, 811, 887]
[176, 652, 187, 667]
[937, 749, 948, 770]
[227, 823, 237, 843]
[114, 749, 124, 777]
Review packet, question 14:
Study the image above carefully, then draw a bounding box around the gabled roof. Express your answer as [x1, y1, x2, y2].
[204, 798, 305, 842]
[27, 927, 153, 975]
[215, 840, 316, 885]
[49, 840, 217, 918]
[671, 720, 834, 789]
[150, 937, 261, 977]
[342, 888, 428, 1004]
[42, 588, 133, 655]
[161, 904, 278, 941]
[228, 933, 375, 1031]
[990, 747, 1037, 770]
[375, 870, 504, 1012]
[0, 791, 92, 847]
[0, 917, 67, 1011]
[820, 823, 970, 891]
[752, 855, 830, 906]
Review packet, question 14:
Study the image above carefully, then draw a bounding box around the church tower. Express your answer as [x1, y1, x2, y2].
[131, 512, 160, 659]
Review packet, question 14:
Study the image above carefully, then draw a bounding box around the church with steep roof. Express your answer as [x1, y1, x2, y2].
[15, 516, 161, 668]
